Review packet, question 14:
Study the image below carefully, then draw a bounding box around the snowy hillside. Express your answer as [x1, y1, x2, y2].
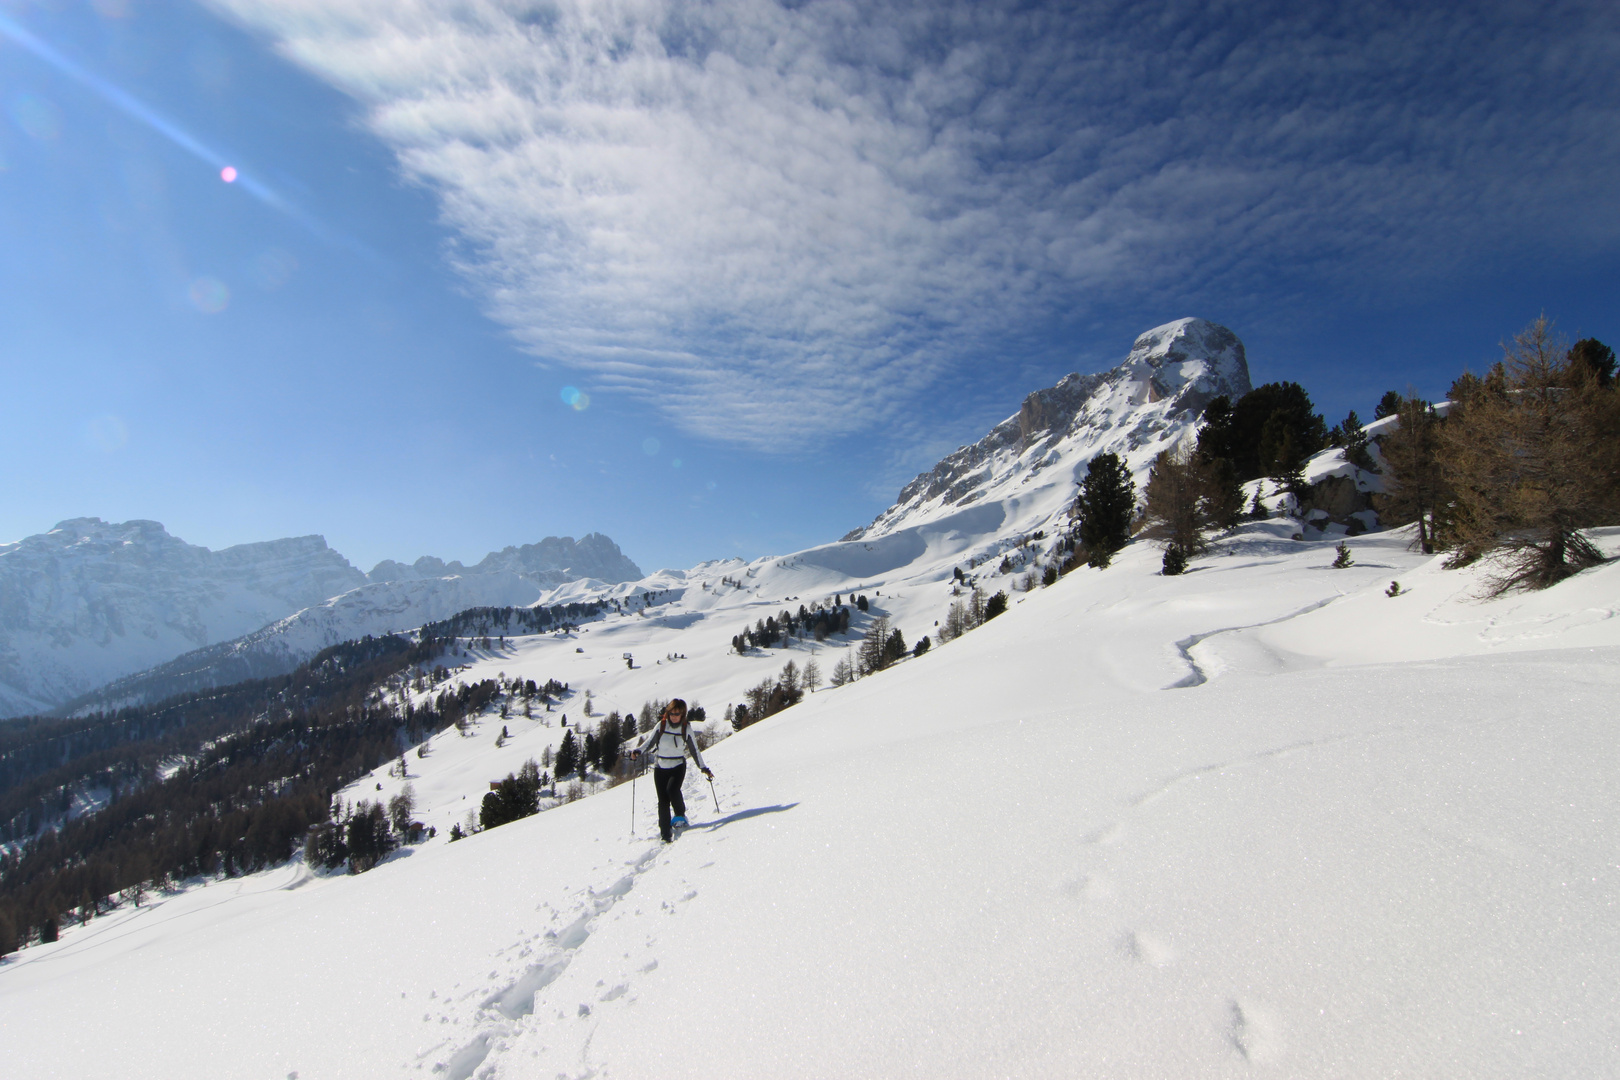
[0, 518, 366, 717]
[4, 521, 1617, 1078]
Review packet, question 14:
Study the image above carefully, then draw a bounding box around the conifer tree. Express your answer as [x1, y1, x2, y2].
[1162, 546, 1187, 575]
[1436, 316, 1620, 591]
[1339, 410, 1377, 472]
[555, 730, 579, 780]
[1141, 447, 1212, 557]
[858, 615, 892, 675]
[1375, 395, 1447, 554]
[1074, 453, 1136, 566]
[1570, 338, 1616, 386]
[830, 654, 854, 686]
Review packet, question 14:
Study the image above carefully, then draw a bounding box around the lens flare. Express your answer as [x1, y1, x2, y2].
[560, 386, 590, 411]
[0, 13, 375, 259]
[188, 276, 229, 313]
[86, 415, 128, 452]
[9, 92, 61, 140]
[220, 165, 237, 183]
[642, 437, 660, 456]
[671, 458, 683, 468]
[251, 247, 297, 290]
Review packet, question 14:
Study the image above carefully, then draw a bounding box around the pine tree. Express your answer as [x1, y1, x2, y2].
[1341, 410, 1377, 472]
[982, 591, 1008, 620]
[1332, 542, 1354, 568]
[883, 628, 906, 665]
[1162, 546, 1187, 575]
[1074, 452, 1136, 566]
[1248, 485, 1268, 520]
[1570, 338, 1616, 386]
[554, 730, 579, 780]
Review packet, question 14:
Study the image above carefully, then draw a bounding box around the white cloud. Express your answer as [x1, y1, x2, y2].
[207, 0, 1620, 448]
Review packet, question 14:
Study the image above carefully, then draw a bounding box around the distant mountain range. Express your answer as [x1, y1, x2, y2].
[5, 317, 1249, 718]
[0, 520, 641, 718]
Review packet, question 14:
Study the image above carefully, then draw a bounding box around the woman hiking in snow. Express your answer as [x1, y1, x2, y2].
[629, 698, 712, 843]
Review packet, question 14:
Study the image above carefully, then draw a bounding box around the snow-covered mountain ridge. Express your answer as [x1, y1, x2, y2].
[846, 317, 1251, 542]
[0, 518, 366, 718]
[1, 520, 642, 718]
[366, 532, 640, 586]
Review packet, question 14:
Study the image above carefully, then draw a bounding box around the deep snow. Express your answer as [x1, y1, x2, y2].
[3, 521, 1618, 1079]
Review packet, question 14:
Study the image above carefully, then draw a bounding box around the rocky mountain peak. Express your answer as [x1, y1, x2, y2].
[845, 318, 1251, 542]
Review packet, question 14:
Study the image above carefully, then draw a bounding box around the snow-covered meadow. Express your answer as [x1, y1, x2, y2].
[3, 520, 1617, 1079]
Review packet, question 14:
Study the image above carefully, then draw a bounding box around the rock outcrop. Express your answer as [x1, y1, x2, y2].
[846, 318, 1252, 542]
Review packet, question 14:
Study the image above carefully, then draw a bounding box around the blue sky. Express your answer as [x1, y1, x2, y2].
[3, 0, 1617, 574]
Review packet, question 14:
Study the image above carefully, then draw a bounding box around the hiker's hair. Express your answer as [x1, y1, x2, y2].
[664, 698, 688, 721]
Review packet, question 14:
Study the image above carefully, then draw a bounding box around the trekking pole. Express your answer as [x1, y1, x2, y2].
[630, 757, 638, 837]
[708, 774, 720, 813]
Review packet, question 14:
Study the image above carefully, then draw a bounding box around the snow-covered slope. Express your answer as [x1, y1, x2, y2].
[846, 316, 1251, 543]
[5, 523, 1617, 1078]
[0, 518, 366, 717]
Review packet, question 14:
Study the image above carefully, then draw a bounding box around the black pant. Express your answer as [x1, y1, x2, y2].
[653, 762, 686, 840]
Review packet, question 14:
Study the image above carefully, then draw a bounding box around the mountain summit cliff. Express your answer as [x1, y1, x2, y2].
[846, 318, 1251, 542]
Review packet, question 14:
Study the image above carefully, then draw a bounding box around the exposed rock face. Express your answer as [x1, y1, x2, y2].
[0, 518, 367, 716]
[367, 533, 641, 587]
[846, 318, 1252, 542]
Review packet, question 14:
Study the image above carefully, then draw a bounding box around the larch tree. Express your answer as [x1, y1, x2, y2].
[1141, 446, 1212, 562]
[1375, 395, 1448, 554]
[1436, 317, 1620, 592]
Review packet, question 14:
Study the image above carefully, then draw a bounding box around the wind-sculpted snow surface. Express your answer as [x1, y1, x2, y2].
[3, 524, 1618, 1077]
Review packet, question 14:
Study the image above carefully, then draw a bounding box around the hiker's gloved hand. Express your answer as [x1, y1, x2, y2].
[702, 768, 713, 780]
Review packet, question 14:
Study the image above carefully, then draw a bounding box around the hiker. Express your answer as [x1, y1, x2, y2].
[629, 698, 712, 842]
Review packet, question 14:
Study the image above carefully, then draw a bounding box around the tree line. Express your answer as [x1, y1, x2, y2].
[1064, 319, 1618, 588]
[0, 631, 582, 956]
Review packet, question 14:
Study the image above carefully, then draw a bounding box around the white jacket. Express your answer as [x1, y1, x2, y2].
[634, 720, 708, 772]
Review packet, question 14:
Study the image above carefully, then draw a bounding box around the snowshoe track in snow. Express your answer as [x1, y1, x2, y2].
[421, 781, 767, 1078]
